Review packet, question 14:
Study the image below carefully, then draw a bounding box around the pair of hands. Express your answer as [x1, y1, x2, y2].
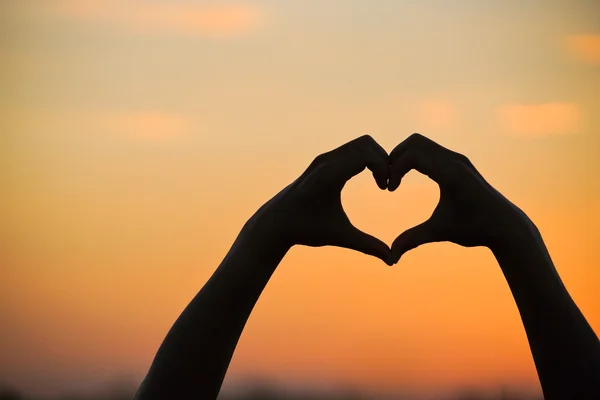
[255, 134, 533, 265]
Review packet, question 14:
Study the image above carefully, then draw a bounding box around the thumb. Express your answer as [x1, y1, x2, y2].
[340, 225, 394, 266]
[391, 221, 437, 264]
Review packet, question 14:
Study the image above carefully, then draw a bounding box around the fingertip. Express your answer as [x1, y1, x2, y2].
[371, 171, 387, 190]
[384, 252, 394, 266]
[344, 227, 394, 266]
[374, 252, 393, 267]
[388, 178, 400, 191]
[395, 253, 403, 264]
[390, 244, 403, 263]
[373, 245, 395, 267]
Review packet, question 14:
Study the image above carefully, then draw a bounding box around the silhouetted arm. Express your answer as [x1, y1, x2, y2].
[491, 223, 600, 400]
[134, 135, 393, 400]
[388, 133, 600, 400]
[134, 217, 289, 400]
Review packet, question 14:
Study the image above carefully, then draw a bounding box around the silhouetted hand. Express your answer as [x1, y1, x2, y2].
[253, 135, 393, 265]
[388, 133, 534, 262]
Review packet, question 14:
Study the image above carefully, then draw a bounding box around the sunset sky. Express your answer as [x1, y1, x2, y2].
[1, 1, 600, 398]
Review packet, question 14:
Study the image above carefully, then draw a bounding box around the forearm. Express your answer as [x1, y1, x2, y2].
[136, 216, 290, 400]
[491, 224, 600, 399]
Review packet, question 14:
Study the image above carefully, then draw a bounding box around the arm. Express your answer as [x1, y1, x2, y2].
[134, 135, 393, 400]
[134, 219, 288, 400]
[388, 133, 600, 400]
[491, 226, 600, 400]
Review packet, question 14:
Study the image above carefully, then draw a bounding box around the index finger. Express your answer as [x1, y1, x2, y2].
[388, 134, 452, 191]
[327, 135, 390, 189]
[390, 133, 445, 159]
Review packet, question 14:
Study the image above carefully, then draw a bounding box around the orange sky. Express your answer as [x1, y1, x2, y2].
[1, 1, 600, 398]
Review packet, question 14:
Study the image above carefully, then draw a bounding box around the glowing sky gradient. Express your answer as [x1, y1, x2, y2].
[1, 1, 599, 398]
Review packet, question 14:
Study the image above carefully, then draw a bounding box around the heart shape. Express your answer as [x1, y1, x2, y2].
[341, 168, 440, 251]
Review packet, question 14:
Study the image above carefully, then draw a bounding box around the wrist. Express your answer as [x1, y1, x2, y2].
[488, 209, 541, 256]
[241, 209, 293, 257]
[490, 219, 547, 269]
[489, 222, 565, 300]
[212, 215, 291, 292]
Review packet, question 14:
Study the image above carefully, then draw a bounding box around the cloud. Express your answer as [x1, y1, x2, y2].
[498, 102, 581, 137]
[50, 1, 265, 37]
[565, 34, 600, 65]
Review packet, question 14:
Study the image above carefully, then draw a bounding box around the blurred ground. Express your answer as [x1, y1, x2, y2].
[0, 384, 544, 400]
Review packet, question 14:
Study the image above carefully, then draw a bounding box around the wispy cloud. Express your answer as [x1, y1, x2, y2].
[498, 102, 581, 137]
[565, 34, 600, 65]
[48, 1, 265, 37]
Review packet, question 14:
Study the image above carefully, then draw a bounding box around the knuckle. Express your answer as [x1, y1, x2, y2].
[312, 153, 327, 165]
[306, 153, 329, 173]
[409, 132, 425, 142]
[357, 134, 375, 145]
[410, 133, 437, 150]
[454, 152, 471, 165]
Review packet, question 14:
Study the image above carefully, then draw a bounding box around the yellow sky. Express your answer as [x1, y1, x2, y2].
[1, 1, 599, 398]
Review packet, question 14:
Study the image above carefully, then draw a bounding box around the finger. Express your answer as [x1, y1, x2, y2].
[388, 147, 439, 191]
[389, 133, 470, 191]
[351, 136, 389, 188]
[302, 135, 375, 177]
[389, 132, 447, 160]
[388, 134, 429, 191]
[324, 135, 390, 189]
[339, 225, 394, 266]
[389, 132, 423, 161]
[364, 137, 390, 189]
[391, 221, 436, 264]
[373, 170, 387, 190]
[365, 146, 389, 190]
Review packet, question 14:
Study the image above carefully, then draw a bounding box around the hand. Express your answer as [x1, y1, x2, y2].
[252, 135, 394, 265]
[388, 133, 536, 263]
